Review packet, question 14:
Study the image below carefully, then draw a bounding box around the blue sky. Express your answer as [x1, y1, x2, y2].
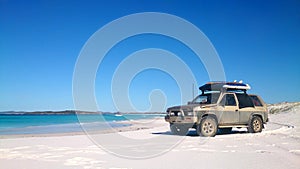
[1, 0, 299, 111]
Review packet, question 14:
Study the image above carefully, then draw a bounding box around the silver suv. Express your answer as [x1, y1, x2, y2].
[165, 82, 268, 137]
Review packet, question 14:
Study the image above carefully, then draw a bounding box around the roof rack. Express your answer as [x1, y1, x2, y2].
[199, 81, 251, 94]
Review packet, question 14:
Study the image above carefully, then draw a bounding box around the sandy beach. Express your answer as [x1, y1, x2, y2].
[1, 104, 300, 169]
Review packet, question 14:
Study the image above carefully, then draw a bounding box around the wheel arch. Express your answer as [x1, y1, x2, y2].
[200, 113, 218, 125]
[248, 113, 264, 128]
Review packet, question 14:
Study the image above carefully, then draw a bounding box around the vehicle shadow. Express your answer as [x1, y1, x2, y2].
[217, 129, 248, 136]
[152, 129, 248, 137]
[151, 130, 200, 137]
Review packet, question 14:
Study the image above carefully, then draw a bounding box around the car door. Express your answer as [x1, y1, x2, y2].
[218, 93, 239, 124]
[236, 93, 256, 124]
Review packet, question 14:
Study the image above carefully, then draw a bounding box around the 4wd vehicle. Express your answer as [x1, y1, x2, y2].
[165, 82, 268, 137]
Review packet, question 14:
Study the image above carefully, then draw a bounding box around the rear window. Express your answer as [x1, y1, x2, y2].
[250, 95, 263, 107]
[236, 93, 255, 109]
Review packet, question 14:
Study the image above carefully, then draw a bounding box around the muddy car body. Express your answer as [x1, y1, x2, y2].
[165, 82, 268, 137]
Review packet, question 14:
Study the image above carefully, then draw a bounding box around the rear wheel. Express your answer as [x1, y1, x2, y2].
[170, 124, 189, 136]
[248, 116, 263, 133]
[197, 116, 218, 137]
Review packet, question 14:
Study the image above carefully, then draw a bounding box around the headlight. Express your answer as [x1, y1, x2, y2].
[170, 112, 175, 116]
[177, 112, 181, 116]
[187, 112, 193, 116]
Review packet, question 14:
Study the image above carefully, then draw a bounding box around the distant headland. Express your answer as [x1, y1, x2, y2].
[0, 110, 165, 115]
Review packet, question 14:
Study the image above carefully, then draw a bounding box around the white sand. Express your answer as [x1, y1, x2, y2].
[1, 105, 300, 169]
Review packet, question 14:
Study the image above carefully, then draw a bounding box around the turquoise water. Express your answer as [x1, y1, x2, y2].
[0, 114, 163, 135]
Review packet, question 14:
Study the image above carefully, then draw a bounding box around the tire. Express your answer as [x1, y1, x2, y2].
[197, 116, 218, 137]
[219, 127, 232, 134]
[248, 116, 263, 133]
[170, 124, 189, 136]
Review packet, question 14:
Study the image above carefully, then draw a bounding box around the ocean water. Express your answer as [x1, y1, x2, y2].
[0, 114, 164, 135]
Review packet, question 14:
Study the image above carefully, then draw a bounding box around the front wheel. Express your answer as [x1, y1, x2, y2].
[197, 116, 218, 137]
[248, 116, 263, 133]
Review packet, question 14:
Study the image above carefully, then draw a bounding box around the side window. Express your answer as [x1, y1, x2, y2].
[250, 95, 263, 107]
[220, 94, 237, 106]
[236, 93, 255, 108]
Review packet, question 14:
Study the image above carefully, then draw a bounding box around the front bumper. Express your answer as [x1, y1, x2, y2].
[165, 115, 197, 123]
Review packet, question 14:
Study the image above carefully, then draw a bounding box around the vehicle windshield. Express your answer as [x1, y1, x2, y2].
[190, 93, 220, 104]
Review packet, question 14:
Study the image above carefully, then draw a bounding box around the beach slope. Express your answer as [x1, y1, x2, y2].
[1, 103, 300, 169]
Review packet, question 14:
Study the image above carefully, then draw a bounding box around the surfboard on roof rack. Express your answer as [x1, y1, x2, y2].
[223, 82, 251, 90]
[199, 81, 251, 93]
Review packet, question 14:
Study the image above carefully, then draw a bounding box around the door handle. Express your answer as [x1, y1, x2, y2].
[235, 109, 238, 112]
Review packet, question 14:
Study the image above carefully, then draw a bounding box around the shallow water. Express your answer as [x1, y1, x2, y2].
[0, 114, 163, 135]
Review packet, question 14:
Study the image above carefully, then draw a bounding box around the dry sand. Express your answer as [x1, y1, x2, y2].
[1, 105, 300, 169]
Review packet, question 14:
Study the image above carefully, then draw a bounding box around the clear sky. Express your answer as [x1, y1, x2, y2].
[1, 0, 299, 112]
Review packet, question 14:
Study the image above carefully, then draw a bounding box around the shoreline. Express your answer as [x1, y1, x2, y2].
[0, 117, 163, 139]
